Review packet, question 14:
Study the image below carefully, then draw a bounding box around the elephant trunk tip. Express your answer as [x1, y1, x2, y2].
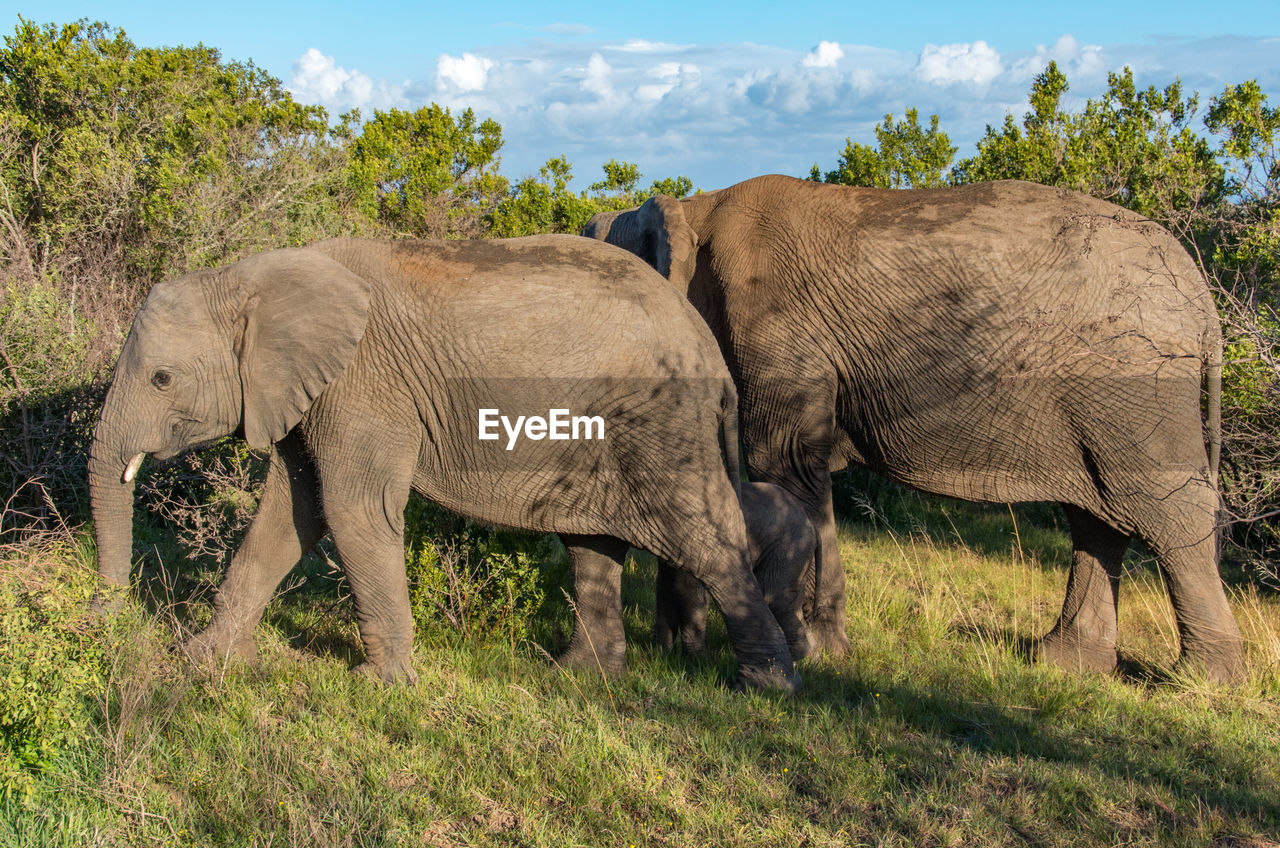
[122, 452, 145, 484]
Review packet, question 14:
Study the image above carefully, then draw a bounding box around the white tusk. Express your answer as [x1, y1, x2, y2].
[122, 453, 145, 484]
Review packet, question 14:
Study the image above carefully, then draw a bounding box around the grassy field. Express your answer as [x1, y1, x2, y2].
[2, 481, 1278, 847]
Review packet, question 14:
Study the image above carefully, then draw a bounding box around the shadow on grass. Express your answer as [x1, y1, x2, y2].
[802, 662, 1279, 826]
[949, 621, 1179, 686]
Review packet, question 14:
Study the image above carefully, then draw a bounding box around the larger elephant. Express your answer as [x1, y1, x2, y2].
[88, 235, 797, 692]
[583, 174, 1244, 682]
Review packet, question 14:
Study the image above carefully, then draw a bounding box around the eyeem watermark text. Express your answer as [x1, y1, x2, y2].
[478, 408, 606, 450]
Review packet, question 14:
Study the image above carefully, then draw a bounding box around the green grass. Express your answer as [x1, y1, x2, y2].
[3, 487, 1279, 847]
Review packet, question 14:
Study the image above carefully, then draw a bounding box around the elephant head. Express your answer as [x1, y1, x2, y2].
[88, 248, 371, 593]
[582, 194, 699, 294]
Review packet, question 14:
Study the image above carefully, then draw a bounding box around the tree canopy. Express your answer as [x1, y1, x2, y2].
[2, 17, 1278, 570]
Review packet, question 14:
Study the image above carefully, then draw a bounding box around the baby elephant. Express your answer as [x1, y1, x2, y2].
[656, 482, 818, 661]
[87, 235, 799, 693]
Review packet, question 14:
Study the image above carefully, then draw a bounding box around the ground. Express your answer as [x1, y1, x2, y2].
[2, 481, 1278, 847]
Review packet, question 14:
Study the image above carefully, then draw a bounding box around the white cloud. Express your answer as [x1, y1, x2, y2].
[288, 48, 405, 112]
[802, 41, 845, 69]
[436, 52, 494, 92]
[916, 41, 1003, 85]
[635, 62, 701, 102]
[581, 52, 614, 98]
[285, 34, 1280, 192]
[1010, 34, 1106, 82]
[613, 39, 688, 53]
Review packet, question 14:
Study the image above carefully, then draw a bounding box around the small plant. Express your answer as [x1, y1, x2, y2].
[140, 440, 267, 567]
[0, 539, 104, 801]
[403, 498, 560, 644]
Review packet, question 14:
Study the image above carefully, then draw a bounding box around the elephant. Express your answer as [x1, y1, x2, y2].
[656, 480, 818, 661]
[583, 174, 1244, 683]
[87, 234, 799, 692]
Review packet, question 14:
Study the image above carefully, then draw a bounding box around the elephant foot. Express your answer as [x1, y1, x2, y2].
[353, 657, 418, 686]
[735, 659, 801, 695]
[653, 618, 676, 653]
[557, 639, 626, 677]
[679, 629, 708, 658]
[785, 624, 817, 662]
[1034, 629, 1117, 675]
[808, 620, 851, 658]
[1174, 636, 1245, 686]
[653, 631, 708, 657]
[183, 628, 258, 667]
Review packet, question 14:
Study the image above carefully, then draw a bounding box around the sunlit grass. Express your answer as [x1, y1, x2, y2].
[3, 487, 1278, 846]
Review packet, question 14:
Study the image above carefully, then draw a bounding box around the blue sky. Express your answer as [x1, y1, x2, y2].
[7, 2, 1280, 189]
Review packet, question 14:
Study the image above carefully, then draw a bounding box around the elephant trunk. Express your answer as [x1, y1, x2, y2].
[87, 395, 142, 594]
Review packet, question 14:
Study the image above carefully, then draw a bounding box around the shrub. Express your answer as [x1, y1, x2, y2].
[0, 540, 104, 800]
[0, 280, 99, 534]
[139, 440, 266, 569]
[403, 498, 560, 644]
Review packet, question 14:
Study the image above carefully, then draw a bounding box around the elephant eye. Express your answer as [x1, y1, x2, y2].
[152, 369, 172, 389]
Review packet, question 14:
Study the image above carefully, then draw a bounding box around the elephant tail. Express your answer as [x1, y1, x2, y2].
[720, 377, 742, 501]
[806, 514, 822, 628]
[1205, 322, 1223, 491]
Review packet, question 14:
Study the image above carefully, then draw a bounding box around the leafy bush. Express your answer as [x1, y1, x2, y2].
[0, 541, 104, 800]
[403, 498, 561, 644]
[139, 440, 266, 569]
[0, 280, 89, 403]
[0, 280, 99, 533]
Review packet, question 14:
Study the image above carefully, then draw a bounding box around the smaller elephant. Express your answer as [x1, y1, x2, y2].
[656, 482, 819, 661]
[87, 235, 799, 692]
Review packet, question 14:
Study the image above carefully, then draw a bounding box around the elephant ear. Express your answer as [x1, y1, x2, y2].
[588, 195, 698, 293]
[231, 247, 372, 449]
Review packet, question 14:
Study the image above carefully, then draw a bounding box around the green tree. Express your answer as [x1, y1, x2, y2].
[588, 158, 642, 197]
[0, 17, 353, 338]
[1200, 81, 1280, 550]
[1205, 80, 1280, 291]
[488, 156, 598, 237]
[491, 157, 695, 236]
[952, 62, 1224, 220]
[588, 159, 694, 204]
[646, 175, 694, 199]
[815, 109, 956, 189]
[0, 18, 357, 526]
[346, 104, 507, 238]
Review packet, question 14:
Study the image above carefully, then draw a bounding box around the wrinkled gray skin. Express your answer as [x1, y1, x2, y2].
[583, 174, 1244, 683]
[88, 235, 797, 692]
[656, 481, 818, 661]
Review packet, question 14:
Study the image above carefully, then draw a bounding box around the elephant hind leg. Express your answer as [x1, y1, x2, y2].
[560, 534, 630, 677]
[1036, 504, 1130, 674]
[654, 559, 709, 656]
[1131, 485, 1244, 684]
[663, 533, 798, 693]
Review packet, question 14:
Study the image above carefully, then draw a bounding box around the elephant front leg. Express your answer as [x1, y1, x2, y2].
[314, 431, 419, 685]
[805, 486, 849, 657]
[654, 559, 709, 655]
[750, 464, 849, 657]
[754, 539, 817, 661]
[741, 375, 849, 658]
[1036, 504, 1129, 674]
[560, 534, 630, 676]
[185, 430, 325, 666]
